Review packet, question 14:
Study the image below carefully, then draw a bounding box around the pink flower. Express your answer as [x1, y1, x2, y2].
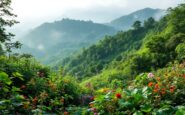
[148, 73, 154, 78]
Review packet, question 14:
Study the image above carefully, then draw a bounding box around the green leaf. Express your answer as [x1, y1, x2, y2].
[2, 87, 9, 92]
[0, 100, 11, 105]
[132, 89, 139, 95]
[156, 107, 175, 115]
[14, 94, 25, 100]
[118, 100, 133, 109]
[141, 104, 152, 113]
[12, 72, 24, 81]
[12, 102, 23, 107]
[133, 111, 144, 115]
[0, 72, 12, 85]
[133, 93, 143, 103]
[176, 109, 185, 115]
[142, 86, 148, 93]
[175, 106, 185, 115]
[104, 91, 112, 99]
[0, 105, 6, 109]
[11, 86, 21, 92]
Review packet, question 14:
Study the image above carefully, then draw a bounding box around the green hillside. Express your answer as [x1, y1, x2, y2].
[19, 8, 164, 66]
[62, 5, 185, 83]
[1, 0, 185, 114]
[20, 19, 116, 64]
[62, 23, 150, 78]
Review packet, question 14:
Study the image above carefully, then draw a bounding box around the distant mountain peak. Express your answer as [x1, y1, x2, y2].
[108, 7, 165, 30]
[20, 7, 166, 65]
[20, 18, 116, 63]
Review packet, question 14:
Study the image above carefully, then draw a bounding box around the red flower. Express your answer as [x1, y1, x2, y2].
[90, 96, 95, 101]
[155, 84, 159, 89]
[161, 88, 166, 95]
[148, 82, 153, 87]
[116, 93, 121, 99]
[170, 86, 175, 93]
[153, 89, 159, 93]
[64, 111, 68, 115]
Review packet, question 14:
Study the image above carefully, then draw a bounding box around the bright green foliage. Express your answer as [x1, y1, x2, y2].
[0, 71, 11, 85]
[0, 54, 46, 85]
[0, 55, 83, 114]
[63, 26, 149, 78]
[88, 62, 185, 114]
[176, 43, 185, 60]
[62, 3, 185, 82]
[0, 1, 185, 114]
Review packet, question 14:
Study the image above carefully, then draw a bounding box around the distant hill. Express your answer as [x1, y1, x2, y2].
[20, 19, 116, 64]
[61, 6, 185, 80]
[19, 8, 165, 65]
[108, 8, 165, 30]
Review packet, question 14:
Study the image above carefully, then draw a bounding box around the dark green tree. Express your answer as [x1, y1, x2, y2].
[167, 4, 185, 33]
[144, 17, 156, 29]
[132, 20, 141, 30]
[0, 0, 21, 55]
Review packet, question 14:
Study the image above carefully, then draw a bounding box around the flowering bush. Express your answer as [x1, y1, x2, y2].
[0, 69, 83, 114]
[88, 62, 185, 114]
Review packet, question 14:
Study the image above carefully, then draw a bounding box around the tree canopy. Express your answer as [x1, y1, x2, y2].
[0, 0, 21, 54]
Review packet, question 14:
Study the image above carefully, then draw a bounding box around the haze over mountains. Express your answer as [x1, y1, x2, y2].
[19, 8, 165, 64]
[108, 8, 165, 30]
[20, 19, 116, 64]
[2, 1, 185, 113]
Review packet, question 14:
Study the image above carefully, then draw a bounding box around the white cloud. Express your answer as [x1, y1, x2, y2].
[10, 0, 184, 35]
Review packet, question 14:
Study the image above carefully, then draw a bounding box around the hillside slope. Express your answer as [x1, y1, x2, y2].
[20, 19, 116, 64]
[62, 5, 185, 82]
[20, 8, 165, 65]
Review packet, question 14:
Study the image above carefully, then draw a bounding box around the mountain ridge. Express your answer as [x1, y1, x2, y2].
[20, 18, 117, 63]
[19, 7, 165, 65]
[107, 7, 165, 30]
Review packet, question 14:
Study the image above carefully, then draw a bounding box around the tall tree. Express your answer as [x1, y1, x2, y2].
[132, 20, 141, 30]
[0, 0, 21, 55]
[144, 17, 156, 29]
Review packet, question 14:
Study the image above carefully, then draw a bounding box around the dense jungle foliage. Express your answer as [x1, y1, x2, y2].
[0, 0, 185, 114]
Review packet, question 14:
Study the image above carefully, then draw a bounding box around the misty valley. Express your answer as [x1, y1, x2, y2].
[0, 0, 185, 114]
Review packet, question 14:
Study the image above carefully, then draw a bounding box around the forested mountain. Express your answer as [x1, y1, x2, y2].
[1, 0, 185, 114]
[20, 8, 164, 65]
[61, 25, 149, 78]
[108, 8, 165, 30]
[20, 19, 116, 64]
[62, 6, 185, 81]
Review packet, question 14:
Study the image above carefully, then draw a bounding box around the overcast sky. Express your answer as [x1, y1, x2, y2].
[10, 0, 184, 36]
